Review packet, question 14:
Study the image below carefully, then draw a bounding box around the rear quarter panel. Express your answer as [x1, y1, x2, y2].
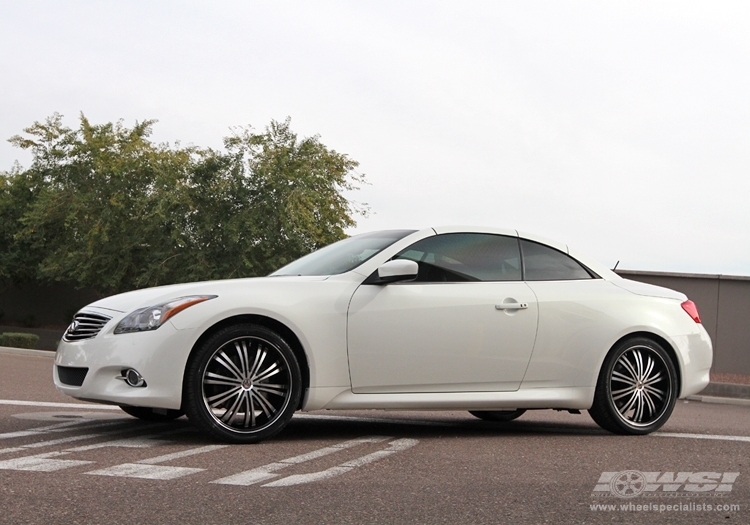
[520, 279, 711, 395]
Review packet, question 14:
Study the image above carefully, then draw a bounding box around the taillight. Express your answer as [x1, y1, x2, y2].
[681, 300, 701, 323]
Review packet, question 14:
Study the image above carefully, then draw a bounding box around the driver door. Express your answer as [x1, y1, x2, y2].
[347, 233, 538, 393]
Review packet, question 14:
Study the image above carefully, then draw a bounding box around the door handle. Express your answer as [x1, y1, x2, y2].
[495, 303, 528, 310]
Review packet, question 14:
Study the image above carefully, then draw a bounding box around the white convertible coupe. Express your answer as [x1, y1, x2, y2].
[54, 227, 712, 443]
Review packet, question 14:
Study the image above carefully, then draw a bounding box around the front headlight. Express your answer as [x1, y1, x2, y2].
[114, 295, 217, 334]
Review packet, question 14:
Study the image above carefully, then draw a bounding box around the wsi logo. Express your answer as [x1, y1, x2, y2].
[592, 471, 740, 498]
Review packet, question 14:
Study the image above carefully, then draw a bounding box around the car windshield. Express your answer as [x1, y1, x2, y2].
[271, 230, 416, 276]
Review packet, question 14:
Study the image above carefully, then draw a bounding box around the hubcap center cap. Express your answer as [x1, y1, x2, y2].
[242, 380, 252, 390]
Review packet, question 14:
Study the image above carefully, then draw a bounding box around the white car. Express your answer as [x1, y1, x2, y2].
[54, 226, 713, 443]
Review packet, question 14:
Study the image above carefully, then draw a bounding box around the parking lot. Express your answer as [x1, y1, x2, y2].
[0, 349, 747, 524]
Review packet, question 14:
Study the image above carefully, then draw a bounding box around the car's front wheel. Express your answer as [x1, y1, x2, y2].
[183, 324, 302, 444]
[589, 337, 677, 435]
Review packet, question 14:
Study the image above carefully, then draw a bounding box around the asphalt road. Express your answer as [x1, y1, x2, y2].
[0, 350, 748, 525]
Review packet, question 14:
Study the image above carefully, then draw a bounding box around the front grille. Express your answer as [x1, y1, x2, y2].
[57, 366, 89, 386]
[63, 311, 112, 342]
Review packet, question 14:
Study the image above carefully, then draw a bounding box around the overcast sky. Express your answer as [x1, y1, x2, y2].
[2, 1, 749, 275]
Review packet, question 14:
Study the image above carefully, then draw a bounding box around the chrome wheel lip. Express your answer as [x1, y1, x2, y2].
[609, 345, 672, 428]
[200, 335, 293, 434]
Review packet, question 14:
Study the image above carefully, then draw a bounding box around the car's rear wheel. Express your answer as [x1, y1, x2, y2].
[183, 324, 302, 444]
[589, 337, 677, 435]
[468, 409, 526, 422]
[119, 406, 184, 421]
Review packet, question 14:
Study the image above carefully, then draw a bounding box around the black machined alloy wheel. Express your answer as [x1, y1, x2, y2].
[589, 337, 677, 435]
[184, 324, 302, 444]
[468, 409, 526, 422]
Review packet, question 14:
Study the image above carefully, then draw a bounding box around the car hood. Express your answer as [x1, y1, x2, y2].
[612, 279, 687, 301]
[85, 275, 331, 314]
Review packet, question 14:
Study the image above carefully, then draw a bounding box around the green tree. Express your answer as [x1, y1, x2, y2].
[2, 113, 366, 296]
[0, 165, 46, 285]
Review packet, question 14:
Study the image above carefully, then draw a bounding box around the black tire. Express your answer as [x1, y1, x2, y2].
[183, 324, 302, 444]
[119, 405, 184, 421]
[589, 337, 677, 435]
[469, 409, 526, 422]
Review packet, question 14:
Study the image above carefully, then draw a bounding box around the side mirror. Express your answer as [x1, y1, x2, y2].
[376, 259, 419, 283]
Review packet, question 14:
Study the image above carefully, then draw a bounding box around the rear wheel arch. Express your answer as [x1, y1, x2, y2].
[609, 331, 682, 396]
[183, 314, 310, 410]
[590, 333, 680, 434]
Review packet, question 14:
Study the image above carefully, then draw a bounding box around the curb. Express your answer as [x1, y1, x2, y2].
[686, 395, 750, 407]
[0, 346, 56, 358]
[697, 382, 750, 400]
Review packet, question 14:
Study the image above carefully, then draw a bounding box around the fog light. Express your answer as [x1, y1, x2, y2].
[122, 369, 147, 388]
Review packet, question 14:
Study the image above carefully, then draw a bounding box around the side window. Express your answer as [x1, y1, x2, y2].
[394, 233, 522, 282]
[520, 239, 593, 281]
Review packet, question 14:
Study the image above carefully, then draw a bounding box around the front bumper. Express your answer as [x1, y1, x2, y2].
[54, 312, 198, 410]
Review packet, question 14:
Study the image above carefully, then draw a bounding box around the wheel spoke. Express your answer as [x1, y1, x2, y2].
[642, 371, 663, 387]
[242, 392, 252, 428]
[253, 362, 281, 383]
[215, 352, 244, 380]
[612, 386, 636, 401]
[249, 392, 256, 427]
[234, 341, 251, 379]
[617, 390, 639, 416]
[617, 356, 639, 383]
[612, 370, 637, 385]
[633, 391, 646, 422]
[220, 390, 244, 423]
[207, 385, 242, 406]
[633, 350, 645, 381]
[643, 384, 665, 400]
[248, 347, 267, 380]
[205, 372, 242, 387]
[642, 355, 655, 382]
[205, 378, 243, 387]
[254, 384, 287, 397]
[642, 390, 657, 417]
[250, 389, 275, 417]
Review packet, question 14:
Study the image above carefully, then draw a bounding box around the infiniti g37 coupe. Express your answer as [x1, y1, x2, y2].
[54, 226, 712, 443]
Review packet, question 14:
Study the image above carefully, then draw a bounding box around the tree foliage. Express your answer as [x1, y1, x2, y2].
[0, 114, 366, 296]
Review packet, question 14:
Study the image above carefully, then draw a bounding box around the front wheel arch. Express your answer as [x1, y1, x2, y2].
[182, 314, 310, 411]
[183, 323, 302, 443]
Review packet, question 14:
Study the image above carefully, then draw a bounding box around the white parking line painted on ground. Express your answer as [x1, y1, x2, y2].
[0, 421, 134, 453]
[654, 432, 750, 443]
[0, 419, 96, 440]
[0, 433, 105, 455]
[65, 427, 184, 452]
[86, 444, 227, 480]
[0, 399, 120, 410]
[86, 463, 205, 480]
[211, 436, 391, 486]
[263, 438, 419, 487]
[137, 445, 228, 465]
[0, 451, 93, 472]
